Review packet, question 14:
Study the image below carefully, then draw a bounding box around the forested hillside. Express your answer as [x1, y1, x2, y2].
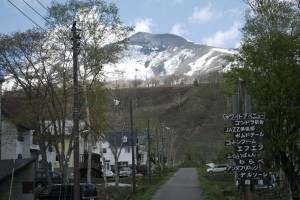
[104, 82, 228, 164]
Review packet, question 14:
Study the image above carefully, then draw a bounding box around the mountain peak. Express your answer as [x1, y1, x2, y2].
[104, 32, 234, 82]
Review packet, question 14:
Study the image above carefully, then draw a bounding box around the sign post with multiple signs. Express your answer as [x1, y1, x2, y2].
[224, 112, 265, 199]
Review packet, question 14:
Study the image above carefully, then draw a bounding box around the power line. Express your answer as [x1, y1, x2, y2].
[35, 0, 48, 11]
[23, 0, 54, 28]
[7, 0, 47, 33]
[33, 0, 76, 49]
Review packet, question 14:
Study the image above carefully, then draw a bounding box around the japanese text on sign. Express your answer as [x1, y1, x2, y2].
[235, 158, 264, 165]
[238, 172, 268, 179]
[224, 126, 256, 133]
[227, 165, 259, 172]
[233, 119, 264, 126]
[225, 139, 257, 146]
[236, 145, 264, 152]
[234, 131, 264, 139]
[225, 152, 258, 159]
[223, 113, 265, 120]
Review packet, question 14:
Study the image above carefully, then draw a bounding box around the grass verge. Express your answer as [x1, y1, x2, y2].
[197, 164, 237, 200]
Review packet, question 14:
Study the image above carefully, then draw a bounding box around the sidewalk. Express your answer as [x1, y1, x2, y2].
[151, 168, 202, 200]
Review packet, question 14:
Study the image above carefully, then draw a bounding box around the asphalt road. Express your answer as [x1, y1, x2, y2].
[151, 168, 202, 200]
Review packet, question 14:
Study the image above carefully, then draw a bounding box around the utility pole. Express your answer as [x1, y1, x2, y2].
[238, 80, 252, 200]
[156, 128, 161, 176]
[130, 100, 137, 194]
[0, 72, 4, 161]
[147, 119, 152, 185]
[161, 123, 165, 174]
[71, 21, 81, 200]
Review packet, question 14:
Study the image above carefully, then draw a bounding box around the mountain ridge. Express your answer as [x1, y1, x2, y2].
[103, 32, 235, 82]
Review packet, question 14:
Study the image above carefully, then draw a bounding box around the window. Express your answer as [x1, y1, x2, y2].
[84, 137, 87, 151]
[125, 147, 131, 153]
[140, 154, 144, 163]
[105, 161, 110, 170]
[123, 136, 128, 143]
[17, 131, 24, 141]
[103, 148, 107, 153]
[32, 131, 38, 145]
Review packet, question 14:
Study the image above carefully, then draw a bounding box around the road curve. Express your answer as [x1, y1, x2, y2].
[151, 168, 202, 200]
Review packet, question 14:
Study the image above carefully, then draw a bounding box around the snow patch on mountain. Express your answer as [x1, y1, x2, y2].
[103, 32, 235, 81]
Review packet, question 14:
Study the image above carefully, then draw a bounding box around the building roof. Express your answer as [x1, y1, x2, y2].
[0, 158, 35, 182]
[106, 132, 138, 147]
[2, 96, 34, 130]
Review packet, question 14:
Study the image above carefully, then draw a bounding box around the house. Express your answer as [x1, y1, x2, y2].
[1, 97, 54, 170]
[52, 132, 102, 179]
[0, 158, 35, 200]
[100, 132, 147, 172]
[52, 130, 148, 178]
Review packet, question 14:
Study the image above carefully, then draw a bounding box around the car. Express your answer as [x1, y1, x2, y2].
[35, 171, 62, 187]
[135, 173, 144, 178]
[37, 183, 98, 200]
[206, 164, 228, 173]
[255, 172, 277, 189]
[119, 167, 132, 177]
[104, 170, 115, 178]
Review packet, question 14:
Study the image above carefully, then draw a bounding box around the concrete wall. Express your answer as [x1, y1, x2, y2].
[1, 116, 18, 159]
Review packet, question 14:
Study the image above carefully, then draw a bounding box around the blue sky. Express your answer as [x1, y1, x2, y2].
[0, 0, 247, 49]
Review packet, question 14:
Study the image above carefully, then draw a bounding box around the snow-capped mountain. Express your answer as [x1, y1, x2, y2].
[104, 32, 235, 81]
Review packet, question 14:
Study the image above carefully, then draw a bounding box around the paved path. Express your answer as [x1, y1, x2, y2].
[151, 168, 202, 200]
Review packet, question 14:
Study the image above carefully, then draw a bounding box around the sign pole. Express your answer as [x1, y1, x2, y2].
[238, 80, 252, 200]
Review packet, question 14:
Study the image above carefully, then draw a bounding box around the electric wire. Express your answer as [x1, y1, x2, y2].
[22, 0, 55, 29]
[32, 0, 81, 60]
[7, 0, 47, 33]
[7, 0, 75, 84]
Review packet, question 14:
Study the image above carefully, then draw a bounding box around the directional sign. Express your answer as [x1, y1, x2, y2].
[223, 113, 265, 120]
[227, 165, 259, 172]
[238, 172, 268, 179]
[234, 131, 264, 139]
[225, 139, 257, 146]
[233, 119, 264, 126]
[224, 126, 255, 133]
[225, 152, 258, 159]
[236, 145, 264, 152]
[235, 158, 264, 165]
[237, 178, 260, 186]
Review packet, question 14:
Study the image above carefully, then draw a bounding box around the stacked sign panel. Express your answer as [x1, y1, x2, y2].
[224, 113, 265, 186]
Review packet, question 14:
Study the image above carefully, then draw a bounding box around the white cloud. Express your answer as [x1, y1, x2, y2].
[202, 21, 241, 48]
[188, 3, 214, 23]
[170, 23, 188, 37]
[134, 18, 155, 33]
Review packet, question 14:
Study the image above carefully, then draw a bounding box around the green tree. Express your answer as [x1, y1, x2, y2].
[45, 0, 133, 183]
[226, 0, 300, 199]
[0, 29, 74, 184]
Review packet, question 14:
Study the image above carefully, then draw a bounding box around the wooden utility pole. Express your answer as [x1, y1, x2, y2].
[72, 21, 81, 200]
[147, 119, 152, 185]
[130, 100, 137, 194]
[238, 80, 252, 200]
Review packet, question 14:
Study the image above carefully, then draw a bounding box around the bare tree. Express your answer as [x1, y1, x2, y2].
[45, 0, 133, 183]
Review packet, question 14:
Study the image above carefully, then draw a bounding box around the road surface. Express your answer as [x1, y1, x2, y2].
[151, 168, 202, 200]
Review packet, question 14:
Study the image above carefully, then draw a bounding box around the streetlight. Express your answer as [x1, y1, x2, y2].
[0, 71, 5, 160]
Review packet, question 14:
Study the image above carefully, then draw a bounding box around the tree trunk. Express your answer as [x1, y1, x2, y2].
[290, 184, 300, 200]
[114, 156, 119, 186]
[39, 143, 52, 185]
